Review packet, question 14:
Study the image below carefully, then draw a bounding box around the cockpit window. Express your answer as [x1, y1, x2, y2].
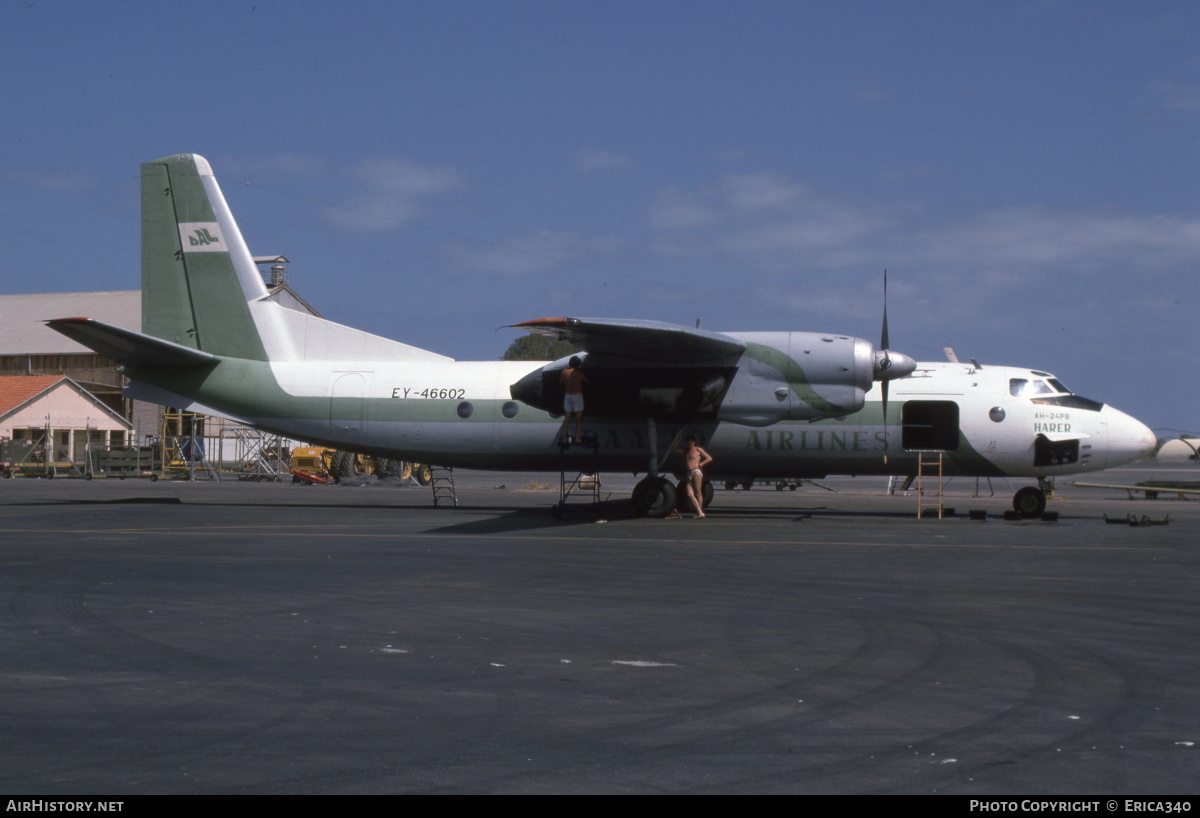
[1032, 395, 1105, 412]
[1009, 378, 1056, 397]
[1047, 378, 1069, 394]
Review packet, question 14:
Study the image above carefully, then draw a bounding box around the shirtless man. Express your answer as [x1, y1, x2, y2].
[560, 356, 589, 444]
[675, 434, 714, 517]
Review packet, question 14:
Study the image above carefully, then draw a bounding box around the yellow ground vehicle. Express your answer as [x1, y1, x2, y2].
[290, 447, 429, 484]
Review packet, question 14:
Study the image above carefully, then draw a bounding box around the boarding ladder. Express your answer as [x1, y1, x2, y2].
[430, 466, 458, 507]
[916, 451, 945, 519]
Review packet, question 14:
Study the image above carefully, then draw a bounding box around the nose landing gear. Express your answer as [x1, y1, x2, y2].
[1012, 477, 1056, 518]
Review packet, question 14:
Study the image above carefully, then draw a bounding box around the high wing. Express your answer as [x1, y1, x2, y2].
[508, 317, 746, 363]
[508, 315, 917, 425]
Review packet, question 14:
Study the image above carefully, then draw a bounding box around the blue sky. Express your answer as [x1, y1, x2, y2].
[3, 1, 1197, 434]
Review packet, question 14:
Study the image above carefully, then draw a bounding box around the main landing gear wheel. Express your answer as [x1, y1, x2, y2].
[1013, 486, 1047, 518]
[632, 476, 676, 518]
[676, 478, 714, 513]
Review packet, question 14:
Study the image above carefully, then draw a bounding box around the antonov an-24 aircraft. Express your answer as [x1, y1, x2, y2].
[48, 154, 1156, 517]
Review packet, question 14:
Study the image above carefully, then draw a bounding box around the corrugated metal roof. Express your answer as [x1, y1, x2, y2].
[0, 291, 140, 354]
[0, 375, 64, 416]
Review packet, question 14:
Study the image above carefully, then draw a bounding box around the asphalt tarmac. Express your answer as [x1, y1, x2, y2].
[0, 462, 1196, 794]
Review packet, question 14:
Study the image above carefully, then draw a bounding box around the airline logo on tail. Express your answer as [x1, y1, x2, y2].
[178, 222, 226, 252]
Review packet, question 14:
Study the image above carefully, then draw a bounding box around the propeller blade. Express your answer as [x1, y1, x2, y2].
[881, 268, 889, 353]
[881, 270, 890, 463]
[882, 376, 890, 464]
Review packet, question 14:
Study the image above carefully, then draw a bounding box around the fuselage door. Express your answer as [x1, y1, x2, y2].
[330, 372, 367, 437]
[901, 400, 960, 451]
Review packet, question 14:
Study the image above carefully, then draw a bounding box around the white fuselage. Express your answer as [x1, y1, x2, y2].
[135, 354, 1153, 480]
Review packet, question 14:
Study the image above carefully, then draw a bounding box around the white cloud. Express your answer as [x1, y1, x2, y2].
[907, 207, 1200, 269]
[720, 172, 806, 210]
[636, 167, 1200, 345]
[647, 173, 894, 270]
[351, 157, 465, 194]
[218, 154, 327, 178]
[648, 186, 721, 230]
[1147, 78, 1200, 112]
[325, 157, 465, 232]
[575, 149, 634, 172]
[447, 231, 621, 277]
[647, 169, 1200, 282]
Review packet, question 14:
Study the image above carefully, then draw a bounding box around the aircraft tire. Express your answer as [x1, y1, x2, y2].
[1013, 486, 1047, 518]
[375, 457, 404, 478]
[330, 451, 355, 480]
[632, 476, 676, 517]
[415, 464, 433, 486]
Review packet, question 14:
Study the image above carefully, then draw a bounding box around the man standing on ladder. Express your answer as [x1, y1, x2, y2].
[560, 356, 589, 445]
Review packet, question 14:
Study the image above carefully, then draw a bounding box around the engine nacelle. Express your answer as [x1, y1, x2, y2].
[714, 332, 875, 426]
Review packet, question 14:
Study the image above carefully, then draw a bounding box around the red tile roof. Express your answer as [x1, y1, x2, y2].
[0, 376, 66, 416]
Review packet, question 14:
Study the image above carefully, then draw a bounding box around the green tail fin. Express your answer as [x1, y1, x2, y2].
[141, 154, 269, 361]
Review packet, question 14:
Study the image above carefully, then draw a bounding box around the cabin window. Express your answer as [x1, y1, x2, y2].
[902, 401, 960, 451]
[456, 402, 474, 419]
[502, 402, 520, 419]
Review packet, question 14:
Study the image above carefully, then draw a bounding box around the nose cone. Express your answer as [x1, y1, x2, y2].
[1103, 406, 1157, 468]
[510, 367, 545, 408]
[873, 349, 917, 382]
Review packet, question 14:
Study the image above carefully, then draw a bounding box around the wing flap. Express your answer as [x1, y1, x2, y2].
[509, 316, 745, 362]
[46, 318, 217, 367]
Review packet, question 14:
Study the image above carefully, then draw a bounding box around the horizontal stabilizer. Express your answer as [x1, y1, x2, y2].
[509, 316, 745, 362]
[46, 318, 217, 367]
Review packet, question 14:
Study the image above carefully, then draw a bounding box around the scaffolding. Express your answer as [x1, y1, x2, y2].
[1, 425, 84, 478]
[159, 412, 291, 481]
[1, 418, 98, 479]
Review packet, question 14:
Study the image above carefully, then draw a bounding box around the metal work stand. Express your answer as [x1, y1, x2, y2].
[555, 435, 602, 519]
